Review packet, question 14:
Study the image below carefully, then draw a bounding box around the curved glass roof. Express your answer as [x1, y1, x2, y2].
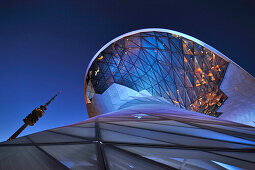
[85, 29, 229, 117]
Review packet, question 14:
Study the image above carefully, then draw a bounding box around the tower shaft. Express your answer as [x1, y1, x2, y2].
[8, 91, 61, 141]
[8, 124, 28, 141]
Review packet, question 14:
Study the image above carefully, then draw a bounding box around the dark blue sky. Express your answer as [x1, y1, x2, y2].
[0, 0, 254, 142]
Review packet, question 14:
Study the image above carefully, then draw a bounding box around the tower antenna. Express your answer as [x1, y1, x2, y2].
[7, 91, 61, 141]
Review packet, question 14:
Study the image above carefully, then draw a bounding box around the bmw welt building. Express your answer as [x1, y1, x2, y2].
[1, 29, 255, 170]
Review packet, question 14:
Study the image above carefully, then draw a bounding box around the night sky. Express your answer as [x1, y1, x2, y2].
[0, 0, 254, 142]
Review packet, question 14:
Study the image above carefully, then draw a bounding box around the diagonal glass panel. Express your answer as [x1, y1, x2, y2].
[39, 144, 98, 170]
[1, 136, 32, 145]
[104, 145, 168, 170]
[211, 151, 255, 163]
[0, 146, 66, 169]
[73, 122, 95, 128]
[50, 126, 95, 139]
[28, 131, 85, 143]
[117, 146, 254, 170]
[100, 122, 253, 149]
[100, 128, 170, 145]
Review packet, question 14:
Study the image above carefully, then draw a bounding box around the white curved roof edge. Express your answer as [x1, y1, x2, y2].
[85, 28, 253, 80]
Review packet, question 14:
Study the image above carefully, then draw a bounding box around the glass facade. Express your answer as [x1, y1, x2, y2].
[86, 31, 229, 117]
[2, 29, 255, 169]
[1, 107, 255, 169]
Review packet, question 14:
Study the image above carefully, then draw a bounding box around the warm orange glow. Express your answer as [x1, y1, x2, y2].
[202, 81, 206, 84]
[183, 44, 193, 55]
[98, 56, 104, 60]
[212, 53, 215, 60]
[205, 104, 208, 109]
[196, 67, 202, 73]
[173, 100, 179, 104]
[184, 57, 188, 63]
[85, 94, 88, 104]
[172, 34, 180, 38]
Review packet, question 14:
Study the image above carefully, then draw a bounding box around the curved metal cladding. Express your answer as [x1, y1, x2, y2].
[85, 29, 230, 118]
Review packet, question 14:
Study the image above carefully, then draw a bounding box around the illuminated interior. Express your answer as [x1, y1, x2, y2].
[86, 31, 229, 117]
